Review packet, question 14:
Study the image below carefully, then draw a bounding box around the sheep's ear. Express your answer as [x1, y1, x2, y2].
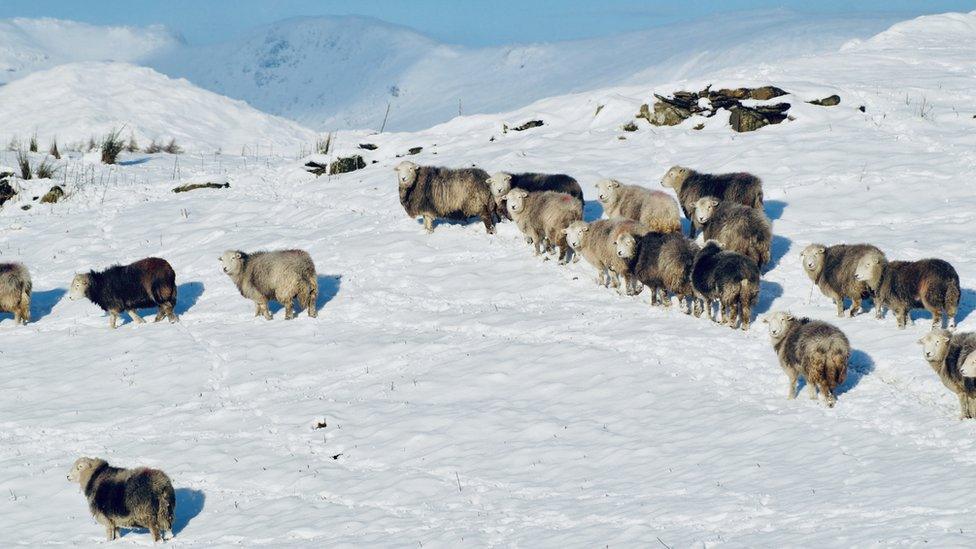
[561, 228, 568, 234]
[916, 337, 926, 344]
[234, 252, 242, 259]
[761, 317, 769, 324]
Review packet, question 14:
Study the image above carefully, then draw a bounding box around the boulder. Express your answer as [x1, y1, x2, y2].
[172, 182, 230, 193]
[40, 185, 65, 203]
[0, 180, 15, 208]
[808, 95, 841, 106]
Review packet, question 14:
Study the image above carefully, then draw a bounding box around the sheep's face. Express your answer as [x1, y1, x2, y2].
[219, 250, 245, 276]
[854, 253, 885, 287]
[693, 197, 720, 225]
[615, 233, 636, 259]
[960, 353, 976, 378]
[487, 172, 513, 198]
[595, 179, 620, 204]
[68, 274, 90, 301]
[394, 161, 418, 188]
[799, 244, 827, 278]
[505, 189, 529, 214]
[917, 330, 951, 363]
[764, 311, 796, 341]
[661, 166, 689, 189]
[67, 457, 98, 483]
[564, 222, 589, 250]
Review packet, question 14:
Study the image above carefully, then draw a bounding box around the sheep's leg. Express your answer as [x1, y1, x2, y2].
[151, 525, 161, 542]
[958, 394, 970, 419]
[741, 302, 753, 331]
[896, 308, 908, 329]
[659, 289, 672, 307]
[105, 523, 117, 541]
[849, 297, 862, 317]
[481, 208, 496, 235]
[306, 287, 318, 318]
[167, 303, 180, 322]
[833, 297, 845, 318]
[423, 215, 434, 233]
[284, 296, 296, 320]
[109, 311, 119, 329]
[254, 303, 262, 317]
[875, 301, 885, 320]
[128, 310, 145, 324]
[819, 382, 836, 407]
[806, 380, 818, 400]
[727, 302, 740, 329]
[154, 307, 165, 322]
[258, 300, 273, 320]
[787, 372, 798, 399]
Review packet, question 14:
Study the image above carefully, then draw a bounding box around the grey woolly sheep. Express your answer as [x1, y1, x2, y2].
[765, 311, 850, 407]
[596, 178, 681, 234]
[67, 457, 175, 541]
[395, 161, 496, 234]
[565, 218, 645, 294]
[799, 243, 885, 318]
[0, 262, 31, 325]
[220, 249, 318, 320]
[487, 171, 583, 220]
[660, 165, 764, 237]
[855, 257, 960, 329]
[918, 329, 976, 418]
[694, 196, 772, 270]
[690, 240, 760, 330]
[505, 189, 583, 264]
[616, 231, 699, 312]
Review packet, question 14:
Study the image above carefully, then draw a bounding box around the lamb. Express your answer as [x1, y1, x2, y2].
[765, 311, 850, 407]
[694, 196, 772, 270]
[565, 219, 645, 294]
[69, 257, 178, 329]
[799, 243, 885, 317]
[220, 249, 318, 320]
[918, 329, 976, 419]
[505, 189, 583, 263]
[487, 171, 583, 220]
[855, 257, 960, 329]
[690, 240, 761, 330]
[0, 262, 31, 325]
[660, 165, 764, 237]
[616, 231, 699, 312]
[67, 457, 175, 541]
[596, 178, 681, 234]
[395, 161, 496, 234]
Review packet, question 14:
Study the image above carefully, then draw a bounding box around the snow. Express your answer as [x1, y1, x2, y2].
[1, 9, 976, 547]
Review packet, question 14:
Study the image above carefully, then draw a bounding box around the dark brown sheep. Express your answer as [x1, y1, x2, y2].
[395, 161, 496, 234]
[691, 241, 761, 330]
[799, 243, 885, 317]
[69, 257, 178, 329]
[660, 165, 764, 237]
[487, 171, 583, 220]
[616, 231, 699, 312]
[694, 197, 772, 270]
[919, 329, 976, 419]
[856, 258, 960, 329]
[766, 311, 850, 407]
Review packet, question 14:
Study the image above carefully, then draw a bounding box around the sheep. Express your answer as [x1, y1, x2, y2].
[660, 165, 764, 237]
[690, 240, 760, 330]
[69, 257, 178, 329]
[505, 189, 582, 264]
[487, 171, 583, 220]
[596, 178, 681, 234]
[565, 218, 645, 294]
[799, 243, 885, 318]
[616, 231, 699, 312]
[67, 457, 175, 541]
[765, 311, 850, 407]
[694, 196, 772, 270]
[220, 249, 318, 320]
[0, 262, 31, 325]
[395, 161, 496, 234]
[855, 257, 960, 329]
[918, 329, 976, 418]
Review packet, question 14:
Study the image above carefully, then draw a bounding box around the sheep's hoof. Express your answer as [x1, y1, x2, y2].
[848, 308, 858, 317]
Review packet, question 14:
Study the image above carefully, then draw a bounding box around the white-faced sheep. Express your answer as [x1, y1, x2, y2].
[616, 231, 699, 312]
[765, 311, 850, 407]
[596, 178, 681, 234]
[660, 165, 764, 237]
[565, 219, 645, 294]
[220, 249, 318, 320]
[67, 457, 175, 541]
[855, 257, 960, 329]
[69, 257, 178, 329]
[487, 172, 583, 220]
[799, 243, 885, 318]
[505, 189, 583, 263]
[0, 262, 31, 325]
[693, 196, 772, 270]
[395, 161, 496, 234]
[918, 329, 976, 419]
[690, 241, 761, 330]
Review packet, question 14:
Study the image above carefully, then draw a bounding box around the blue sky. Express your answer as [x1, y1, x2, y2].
[1, 0, 972, 46]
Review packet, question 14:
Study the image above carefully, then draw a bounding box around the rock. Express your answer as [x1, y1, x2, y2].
[20, 204, 30, 210]
[622, 121, 638, 132]
[808, 95, 841, 107]
[407, 147, 423, 155]
[729, 103, 791, 132]
[510, 119, 544, 131]
[329, 155, 366, 175]
[692, 123, 705, 131]
[358, 143, 378, 150]
[40, 185, 65, 203]
[716, 86, 788, 101]
[859, 106, 866, 113]
[0, 180, 15, 208]
[639, 100, 691, 126]
[172, 182, 231, 193]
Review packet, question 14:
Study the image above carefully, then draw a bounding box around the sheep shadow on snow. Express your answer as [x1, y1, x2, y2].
[118, 157, 151, 166]
[174, 281, 205, 316]
[952, 288, 976, 324]
[763, 234, 792, 273]
[764, 199, 787, 221]
[266, 274, 342, 316]
[26, 288, 66, 322]
[583, 200, 604, 222]
[754, 280, 784, 315]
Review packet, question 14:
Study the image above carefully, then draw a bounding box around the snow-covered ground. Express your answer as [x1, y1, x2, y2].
[2, 10, 976, 547]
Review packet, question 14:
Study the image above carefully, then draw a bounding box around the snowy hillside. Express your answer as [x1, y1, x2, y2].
[0, 62, 318, 154]
[2, 10, 976, 547]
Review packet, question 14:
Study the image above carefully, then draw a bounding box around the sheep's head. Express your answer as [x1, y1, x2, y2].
[799, 244, 827, 279]
[615, 232, 636, 259]
[853, 252, 886, 289]
[693, 196, 720, 225]
[394, 161, 419, 188]
[960, 353, 976, 378]
[661, 165, 690, 189]
[504, 189, 529, 214]
[68, 273, 91, 301]
[219, 250, 246, 276]
[67, 457, 104, 483]
[595, 179, 621, 205]
[918, 329, 952, 363]
[763, 311, 797, 342]
[564, 221, 589, 250]
[487, 172, 513, 198]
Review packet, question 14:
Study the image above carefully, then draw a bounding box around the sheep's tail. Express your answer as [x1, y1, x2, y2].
[158, 486, 175, 533]
[305, 272, 319, 312]
[152, 278, 176, 307]
[754, 188, 764, 209]
[829, 348, 849, 387]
